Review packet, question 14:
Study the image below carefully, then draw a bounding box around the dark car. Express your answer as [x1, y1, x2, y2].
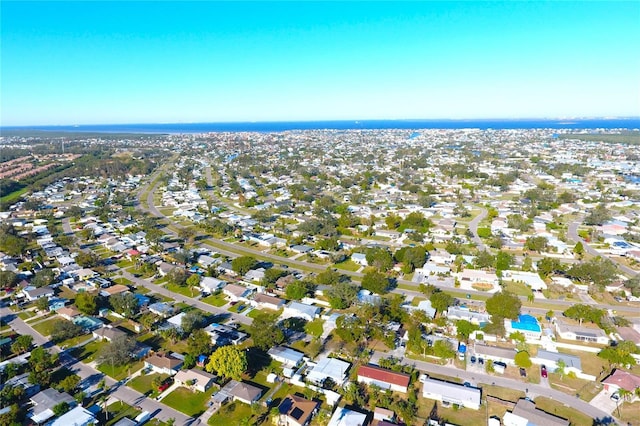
[478, 357, 484, 365]
[519, 367, 527, 377]
[541, 365, 548, 378]
[470, 355, 477, 364]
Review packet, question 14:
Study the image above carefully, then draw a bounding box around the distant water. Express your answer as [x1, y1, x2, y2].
[2, 118, 640, 134]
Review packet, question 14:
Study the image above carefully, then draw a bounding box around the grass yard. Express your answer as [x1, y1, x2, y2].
[58, 333, 93, 349]
[533, 396, 593, 426]
[165, 282, 200, 297]
[98, 360, 144, 381]
[72, 339, 107, 362]
[417, 400, 487, 426]
[128, 372, 168, 397]
[31, 317, 64, 336]
[479, 384, 525, 402]
[208, 400, 253, 426]
[112, 277, 134, 286]
[202, 293, 228, 307]
[334, 259, 361, 271]
[102, 401, 141, 426]
[162, 386, 216, 417]
[618, 401, 640, 426]
[502, 281, 532, 297]
[304, 319, 324, 337]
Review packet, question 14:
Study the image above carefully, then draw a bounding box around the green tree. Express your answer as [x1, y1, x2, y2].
[567, 256, 618, 289]
[429, 291, 454, 316]
[514, 351, 532, 368]
[585, 203, 611, 226]
[11, 335, 33, 354]
[181, 311, 206, 335]
[455, 320, 479, 341]
[486, 291, 521, 320]
[231, 256, 258, 275]
[53, 402, 70, 416]
[326, 281, 358, 309]
[573, 241, 584, 258]
[31, 268, 55, 288]
[285, 280, 315, 300]
[187, 329, 212, 356]
[315, 268, 344, 286]
[56, 374, 81, 393]
[36, 297, 50, 312]
[51, 320, 83, 342]
[0, 270, 17, 288]
[167, 267, 188, 286]
[206, 346, 247, 381]
[186, 273, 201, 288]
[109, 292, 138, 318]
[76, 251, 100, 268]
[365, 247, 394, 272]
[74, 292, 98, 315]
[97, 334, 136, 367]
[249, 312, 284, 350]
[496, 251, 514, 271]
[361, 270, 390, 294]
[525, 236, 548, 253]
[474, 250, 495, 269]
[432, 340, 455, 359]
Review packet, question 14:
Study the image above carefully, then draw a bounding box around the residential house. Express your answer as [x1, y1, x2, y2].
[92, 326, 127, 342]
[29, 388, 75, 424]
[213, 380, 262, 406]
[50, 406, 96, 426]
[351, 253, 368, 267]
[244, 268, 266, 282]
[502, 270, 547, 291]
[157, 262, 175, 277]
[99, 284, 130, 297]
[148, 302, 175, 318]
[306, 357, 351, 386]
[421, 376, 481, 410]
[204, 323, 248, 346]
[23, 286, 54, 301]
[223, 283, 254, 302]
[174, 368, 217, 392]
[282, 301, 321, 322]
[602, 369, 640, 394]
[278, 394, 319, 426]
[532, 350, 585, 377]
[199, 277, 226, 294]
[446, 306, 490, 325]
[144, 353, 183, 376]
[268, 346, 305, 369]
[57, 306, 81, 321]
[252, 293, 286, 310]
[474, 344, 516, 365]
[327, 406, 368, 426]
[554, 319, 610, 344]
[357, 364, 410, 393]
[503, 399, 569, 426]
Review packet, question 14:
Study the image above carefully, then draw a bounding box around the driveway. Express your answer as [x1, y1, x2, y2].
[589, 388, 618, 415]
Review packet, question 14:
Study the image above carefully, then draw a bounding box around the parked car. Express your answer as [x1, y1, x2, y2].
[470, 355, 477, 364]
[541, 365, 548, 378]
[610, 392, 620, 402]
[478, 357, 484, 365]
[519, 368, 527, 377]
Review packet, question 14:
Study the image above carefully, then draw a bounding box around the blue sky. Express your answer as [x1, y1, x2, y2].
[2, 1, 639, 125]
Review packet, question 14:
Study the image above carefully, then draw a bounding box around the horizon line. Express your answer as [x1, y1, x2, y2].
[3, 116, 640, 128]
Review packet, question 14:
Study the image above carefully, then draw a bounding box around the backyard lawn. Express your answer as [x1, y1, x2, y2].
[128, 372, 168, 397]
[162, 386, 216, 417]
[208, 400, 253, 426]
[202, 293, 228, 307]
[304, 319, 324, 337]
[32, 317, 64, 336]
[334, 259, 360, 271]
[533, 396, 593, 426]
[98, 360, 144, 381]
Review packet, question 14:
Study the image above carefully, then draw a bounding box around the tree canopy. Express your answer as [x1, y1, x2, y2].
[486, 291, 521, 320]
[206, 346, 247, 381]
[231, 256, 258, 275]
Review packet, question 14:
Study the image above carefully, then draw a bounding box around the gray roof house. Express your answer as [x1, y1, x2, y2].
[29, 388, 75, 424]
[282, 301, 321, 321]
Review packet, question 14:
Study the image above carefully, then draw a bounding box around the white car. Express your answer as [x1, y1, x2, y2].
[610, 392, 620, 402]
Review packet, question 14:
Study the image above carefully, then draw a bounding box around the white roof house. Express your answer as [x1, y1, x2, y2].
[200, 277, 226, 293]
[268, 346, 305, 368]
[422, 377, 481, 410]
[49, 406, 96, 426]
[306, 357, 350, 386]
[282, 301, 321, 321]
[327, 406, 368, 426]
[502, 270, 547, 291]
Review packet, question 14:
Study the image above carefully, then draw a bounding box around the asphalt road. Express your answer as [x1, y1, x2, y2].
[468, 207, 488, 252]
